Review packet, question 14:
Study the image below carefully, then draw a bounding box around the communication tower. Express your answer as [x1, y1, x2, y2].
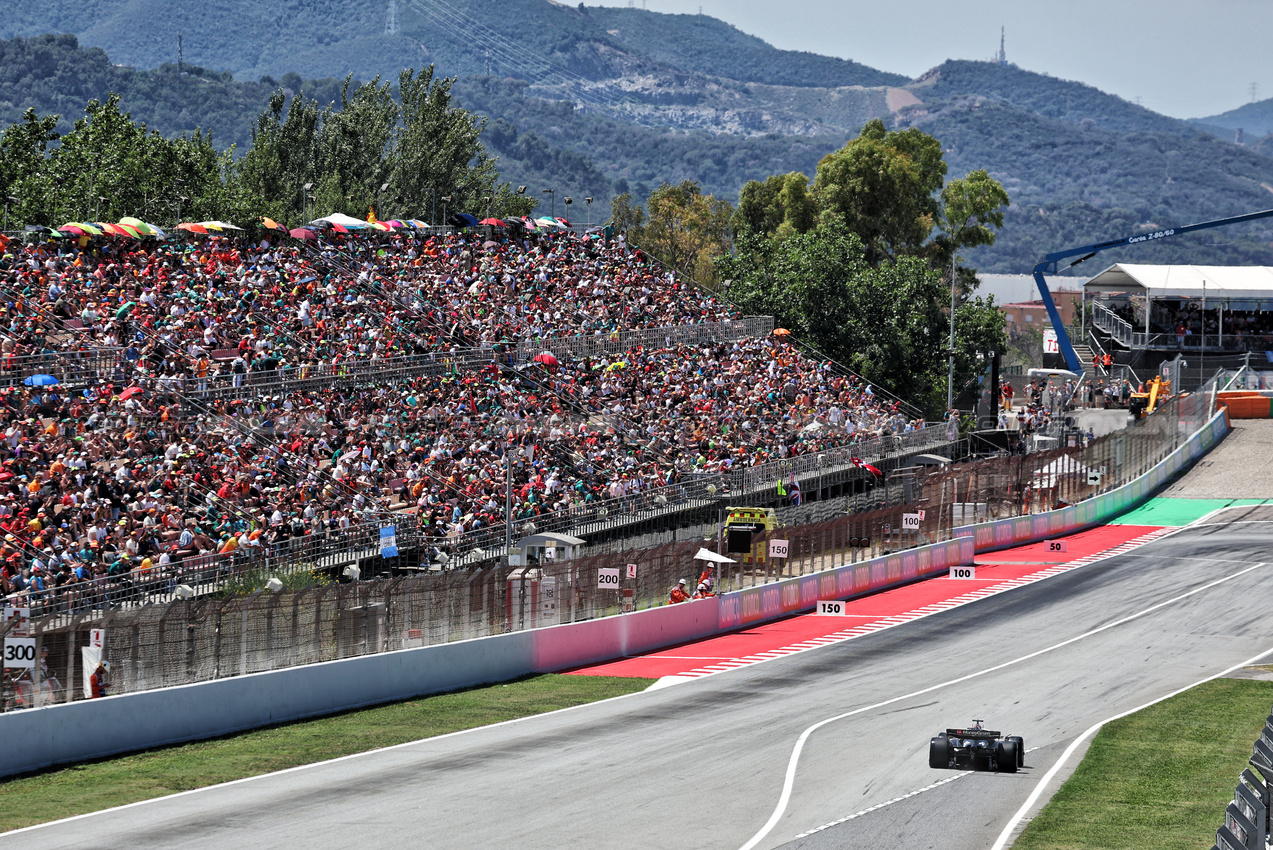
[385, 0, 399, 36]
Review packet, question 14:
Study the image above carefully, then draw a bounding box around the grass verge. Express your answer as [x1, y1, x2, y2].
[0, 673, 650, 833]
[1014, 676, 1273, 850]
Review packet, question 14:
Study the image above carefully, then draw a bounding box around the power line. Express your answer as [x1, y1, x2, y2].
[404, 0, 643, 115]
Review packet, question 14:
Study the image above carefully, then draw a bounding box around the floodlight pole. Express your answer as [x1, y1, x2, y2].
[947, 250, 957, 411]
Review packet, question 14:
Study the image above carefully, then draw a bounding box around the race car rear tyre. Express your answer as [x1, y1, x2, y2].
[996, 740, 1018, 773]
[929, 736, 950, 769]
[1007, 736, 1024, 768]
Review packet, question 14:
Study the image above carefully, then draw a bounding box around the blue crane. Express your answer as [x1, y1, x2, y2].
[1033, 207, 1273, 373]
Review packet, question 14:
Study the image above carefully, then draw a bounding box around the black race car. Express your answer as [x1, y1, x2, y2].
[929, 720, 1023, 773]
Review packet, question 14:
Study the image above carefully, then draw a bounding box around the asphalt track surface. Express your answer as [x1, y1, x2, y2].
[8, 506, 1273, 850]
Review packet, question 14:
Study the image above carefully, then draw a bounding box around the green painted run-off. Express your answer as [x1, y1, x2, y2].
[1109, 498, 1269, 527]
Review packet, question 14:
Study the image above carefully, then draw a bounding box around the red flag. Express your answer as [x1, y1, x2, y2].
[851, 457, 883, 477]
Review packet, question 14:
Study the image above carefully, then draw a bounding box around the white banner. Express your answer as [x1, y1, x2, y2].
[1043, 328, 1059, 354]
[902, 513, 921, 531]
[767, 538, 790, 559]
[597, 568, 620, 589]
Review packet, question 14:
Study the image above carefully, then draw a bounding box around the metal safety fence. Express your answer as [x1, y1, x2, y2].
[0, 377, 1221, 710]
[1212, 705, 1273, 850]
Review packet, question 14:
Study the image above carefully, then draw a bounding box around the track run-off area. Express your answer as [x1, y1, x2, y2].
[7, 422, 1273, 850]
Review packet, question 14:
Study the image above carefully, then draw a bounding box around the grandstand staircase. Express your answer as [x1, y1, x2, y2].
[1072, 341, 1096, 372]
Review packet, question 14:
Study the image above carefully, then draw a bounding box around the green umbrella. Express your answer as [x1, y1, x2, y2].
[115, 301, 137, 320]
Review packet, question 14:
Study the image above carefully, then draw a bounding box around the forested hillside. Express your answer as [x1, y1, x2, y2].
[5, 10, 1273, 275]
[1195, 98, 1273, 139]
[588, 8, 907, 89]
[0, 34, 354, 149]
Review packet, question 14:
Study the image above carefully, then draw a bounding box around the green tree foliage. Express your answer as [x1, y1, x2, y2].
[390, 67, 502, 221]
[621, 181, 733, 287]
[812, 119, 946, 263]
[721, 123, 1010, 415]
[235, 66, 520, 224]
[733, 172, 815, 241]
[719, 223, 964, 407]
[1, 95, 231, 227]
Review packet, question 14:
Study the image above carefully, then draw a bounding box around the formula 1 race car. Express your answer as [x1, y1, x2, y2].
[929, 720, 1024, 773]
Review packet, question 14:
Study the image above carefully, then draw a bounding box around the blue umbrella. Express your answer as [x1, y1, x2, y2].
[23, 374, 59, 387]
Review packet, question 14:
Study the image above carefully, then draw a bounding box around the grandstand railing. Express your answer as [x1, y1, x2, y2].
[513, 316, 773, 362]
[0, 347, 127, 387]
[725, 424, 949, 494]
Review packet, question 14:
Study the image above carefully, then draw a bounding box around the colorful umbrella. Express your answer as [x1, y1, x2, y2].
[406, 220, 429, 228]
[329, 223, 350, 234]
[480, 217, 506, 227]
[535, 217, 565, 229]
[261, 217, 288, 232]
[119, 216, 161, 235]
[118, 386, 144, 400]
[23, 374, 59, 387]
[772, 328, 792, 337]
[177, 223, 209, 235]
[58, 223, 101, 236]
[113, 223, 143, 238]
[369, 221, 391, 232]
[532, 351, 558, 367]
[289, 227, 318, 241]
[200, 220, 242, 231]
[384, 220, 406, 229]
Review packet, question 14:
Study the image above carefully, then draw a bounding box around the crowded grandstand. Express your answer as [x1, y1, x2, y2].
[0, 221, 926, 610]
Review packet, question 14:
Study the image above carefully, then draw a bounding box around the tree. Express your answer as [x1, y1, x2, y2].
[718, 220, 1006, 413]
[391, 66, 501, 222]
[636, 180, 733, 286]
[315, 76, 397, 218]
[0, 109, 59, 226]
[733, 171, 816, 240]
[608, 192, 645, 234]
[235, 89, 321, 223]
[812, 118, 946, 263]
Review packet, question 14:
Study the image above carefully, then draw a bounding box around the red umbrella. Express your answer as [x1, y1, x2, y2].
[480, 217, 506, 227]
[177, 223, 209, 235]
[0, 472, 13, 482]
[851, 457, 883, 477]
[329, 223, 350, 233]
[119, 387, 144, 400]
[289, 228, 319, 241]
[532, 351, 559, 367]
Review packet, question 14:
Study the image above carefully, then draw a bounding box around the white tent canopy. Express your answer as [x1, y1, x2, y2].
[1084, 264, 1273, 300]
[693, 548, 735, 564]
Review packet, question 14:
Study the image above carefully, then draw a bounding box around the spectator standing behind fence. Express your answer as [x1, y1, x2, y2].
[90, 660, 108, 698]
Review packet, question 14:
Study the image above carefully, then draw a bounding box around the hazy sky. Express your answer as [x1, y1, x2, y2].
[594, 0, 1269, 119]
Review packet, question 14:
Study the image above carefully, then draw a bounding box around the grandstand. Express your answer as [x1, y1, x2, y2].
[0, 224, 950, 617]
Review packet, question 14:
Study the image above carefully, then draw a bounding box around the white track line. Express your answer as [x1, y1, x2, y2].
[794, 747, 1042, 838]
[736, 559, 1269, 850]
[988, 646, 1273, 850]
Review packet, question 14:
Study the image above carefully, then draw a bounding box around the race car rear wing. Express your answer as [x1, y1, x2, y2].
[947, 728, 1001, 739]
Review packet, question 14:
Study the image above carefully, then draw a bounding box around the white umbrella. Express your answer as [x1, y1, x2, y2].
[693, 547, 735, 564]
